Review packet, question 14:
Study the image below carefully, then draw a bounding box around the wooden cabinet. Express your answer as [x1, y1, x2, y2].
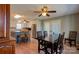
[0, 39, 15, 54]
[0, 4, 15, 54]
[0, 4, 10, 38]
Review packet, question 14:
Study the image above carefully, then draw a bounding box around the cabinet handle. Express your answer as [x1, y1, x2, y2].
[0, 45, 11, 48]
[0, 46, 4, 48]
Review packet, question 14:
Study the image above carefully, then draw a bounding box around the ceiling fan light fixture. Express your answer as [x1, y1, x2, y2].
[34, 6, 56, 17]
[42, 12, 47, 16]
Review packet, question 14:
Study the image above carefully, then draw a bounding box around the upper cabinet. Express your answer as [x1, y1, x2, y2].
[0, 4, 10, 39]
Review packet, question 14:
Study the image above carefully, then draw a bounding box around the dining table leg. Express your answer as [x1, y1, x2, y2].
[51, 45, 54, 54]
[38, 40, 40, 53]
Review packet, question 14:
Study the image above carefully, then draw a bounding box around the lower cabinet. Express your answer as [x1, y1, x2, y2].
[0, 40, 15, 54]
[0, 45, 15, 54]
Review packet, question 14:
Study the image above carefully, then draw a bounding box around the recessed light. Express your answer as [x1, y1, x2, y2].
[14, 14, 22, 19]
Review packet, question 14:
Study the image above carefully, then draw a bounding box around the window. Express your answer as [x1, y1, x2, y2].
[16, 24, 22, 29]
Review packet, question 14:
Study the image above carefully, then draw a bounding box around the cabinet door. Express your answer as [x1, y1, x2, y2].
[0, 5, 5, 37]
[0, 4, 10, 38]
[5, 4, 10, 39]
[0, 45, 15, 54]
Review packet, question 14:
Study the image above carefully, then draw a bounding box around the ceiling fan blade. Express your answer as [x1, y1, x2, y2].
[24, 20, 29, 22]
[46, 14, 50, 16]
[38, 14, 42, 17]
[48, 11, 56, 13]
[34, 11, 41, 13]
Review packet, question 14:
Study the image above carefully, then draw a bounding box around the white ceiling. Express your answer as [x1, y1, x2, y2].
[11, 4, 79, 20]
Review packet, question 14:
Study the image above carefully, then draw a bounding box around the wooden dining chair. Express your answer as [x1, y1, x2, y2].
[58, 32, 65, 54]
[53, 33, 61, 54]
[54, 32, 65, 54]
[43, 31, 48, 38]
[65, 31, 77, 47]
[45, 41, 54, 54]
[38, 38, 46, 53]
[38, 38, 54, 54]
[37, 31, 42, 39]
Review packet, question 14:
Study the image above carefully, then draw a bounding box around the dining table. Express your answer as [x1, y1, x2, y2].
[37, 34, 58, 54]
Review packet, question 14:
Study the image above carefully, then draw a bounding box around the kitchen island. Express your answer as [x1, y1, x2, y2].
[16, 28, 31, 43]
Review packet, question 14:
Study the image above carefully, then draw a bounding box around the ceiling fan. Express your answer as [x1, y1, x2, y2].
[34, 6, 56, 17]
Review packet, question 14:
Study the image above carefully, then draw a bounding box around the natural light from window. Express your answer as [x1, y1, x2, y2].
[16, 24, 22, 29]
